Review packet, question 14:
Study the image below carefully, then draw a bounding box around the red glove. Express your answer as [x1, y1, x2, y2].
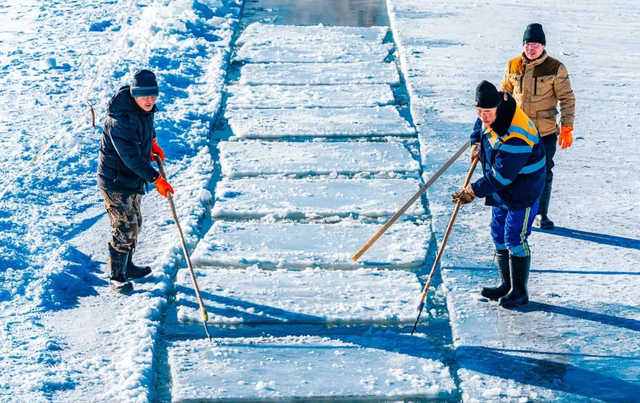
[151, 137, 165, 162]
[558, 126, 573, 150]
[153, 176, 174, 198]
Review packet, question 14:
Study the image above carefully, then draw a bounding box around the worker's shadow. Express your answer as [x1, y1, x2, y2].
[515, 301, 640, 332]
[533, 226, 640, 250]
[457, 345, 640, 403]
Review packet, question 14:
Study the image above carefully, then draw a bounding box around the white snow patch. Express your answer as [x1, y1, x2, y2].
[175, 267, 423, 324]
[239, 62, 400, 86]
[236, 24, 388, 46]
[211, 177, 425, 219]
[233, 41, 393, 63]
[227, 106, 416, 138]
[168, 336, 455, 402]
[226, 84, 395, 109]
[218, 140, 419, 178]
[191, 220, 431, 269]
[234, 41, 393, 63]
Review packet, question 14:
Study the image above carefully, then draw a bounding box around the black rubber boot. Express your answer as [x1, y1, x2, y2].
[109, 245, 133, 293]
[535, 182, 555, 230]
[499, 255, 530, 308]
[481, 249, 511, 300]
[126, 249, 152, 280]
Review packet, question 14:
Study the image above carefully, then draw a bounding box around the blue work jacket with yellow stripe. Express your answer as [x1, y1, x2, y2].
[470, 92, 546, 210]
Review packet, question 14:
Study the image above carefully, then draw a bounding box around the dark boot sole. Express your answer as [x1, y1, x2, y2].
[535, 215, 554, 230]
[539, 222, 555, 230]
[499, 296, 529, 309]
[481, 287, 510, 300]
[110, 281, 133, 294]
[127, 267, 152, 280]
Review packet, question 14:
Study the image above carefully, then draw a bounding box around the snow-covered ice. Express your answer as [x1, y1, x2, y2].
[168, 336, 455, 402]
[226, 84, 395, 109]
[227, 106, 416, 138]
[3, 0, 639, 401]
[389, 0, 640, 401]
[0, 0, 241, 402]
[176, 267, 422, 324]
[218, 140, 420, 178]
[239, 62, 400, 86]
[191, 221, 431, 269]
[211, 177, 425, 219]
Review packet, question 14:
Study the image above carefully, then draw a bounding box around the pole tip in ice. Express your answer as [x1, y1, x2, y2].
[351, 255, 358, 262]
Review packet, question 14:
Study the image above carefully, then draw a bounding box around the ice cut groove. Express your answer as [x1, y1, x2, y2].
[168, 336, 456, 403]
[218, 140, 420, 178]
[175, 267, 422, 325]
[239, 62, 400, 86]
[191, 221, 431, 269]
[227, 106, 416, 139]
[211, 177, 425, 219]
[226, 84, 395, 109]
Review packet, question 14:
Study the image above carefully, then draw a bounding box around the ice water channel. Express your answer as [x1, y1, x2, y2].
[153, 1, 460, 402]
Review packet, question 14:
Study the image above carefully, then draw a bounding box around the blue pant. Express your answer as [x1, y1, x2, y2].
[490, 201, 539, 257]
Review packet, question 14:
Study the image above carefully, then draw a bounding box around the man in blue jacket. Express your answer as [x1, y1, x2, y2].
[97, 70, 174, 293]
[453, 80, 546, 308]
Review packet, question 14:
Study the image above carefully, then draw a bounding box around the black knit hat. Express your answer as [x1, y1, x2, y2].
[523, 23, 546, 45]
[130, 70, 159, 97]
[475, 80, 501, 108]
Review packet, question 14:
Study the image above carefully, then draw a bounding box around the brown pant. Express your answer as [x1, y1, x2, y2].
[100, 190, 142, 253]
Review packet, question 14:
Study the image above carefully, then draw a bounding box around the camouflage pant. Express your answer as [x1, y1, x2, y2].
[100, 190, 143, 253]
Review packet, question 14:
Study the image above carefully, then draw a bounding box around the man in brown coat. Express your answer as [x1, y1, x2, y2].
[499, 23, 576, 230]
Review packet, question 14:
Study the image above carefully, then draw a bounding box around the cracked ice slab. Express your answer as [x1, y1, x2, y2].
[191, 221, 430, 269]
[234, 41, 393, 63]
[169, 336, 455, 403]
[211, 177, 425, 219]
[236, 24, 388, 46]
[226, 84, 395, 109]
[175, 267, 422, 325]
[227, 106, 416, 139]
[218, 140, 420, 178]
[239, 62, 400, 86]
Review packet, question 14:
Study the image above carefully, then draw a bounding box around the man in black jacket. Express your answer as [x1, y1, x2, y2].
[97, 70, 173, 293]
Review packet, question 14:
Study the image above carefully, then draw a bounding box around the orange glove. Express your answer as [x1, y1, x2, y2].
[153, 176, 174, 198]
[151, 138, 165, 162]
[558, 126, 573, 150]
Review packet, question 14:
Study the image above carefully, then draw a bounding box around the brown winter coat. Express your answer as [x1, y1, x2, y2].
[499, 51, 575, 136]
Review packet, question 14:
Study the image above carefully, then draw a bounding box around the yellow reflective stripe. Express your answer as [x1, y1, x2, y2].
[520, 206, 531, 256]
[512, 108, 538, 135]
[502, 132, 534, 147]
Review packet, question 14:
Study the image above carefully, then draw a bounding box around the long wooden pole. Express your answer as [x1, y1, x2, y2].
[411, 157, 478, 335]
[155, 156, 212, 341]
[351, 140, 471, 262]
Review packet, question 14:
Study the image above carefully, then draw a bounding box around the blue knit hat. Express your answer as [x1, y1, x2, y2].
[130, 70, 159, 97]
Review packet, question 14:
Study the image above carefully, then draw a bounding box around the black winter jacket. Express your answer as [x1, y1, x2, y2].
[97, 86, 160, 194]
